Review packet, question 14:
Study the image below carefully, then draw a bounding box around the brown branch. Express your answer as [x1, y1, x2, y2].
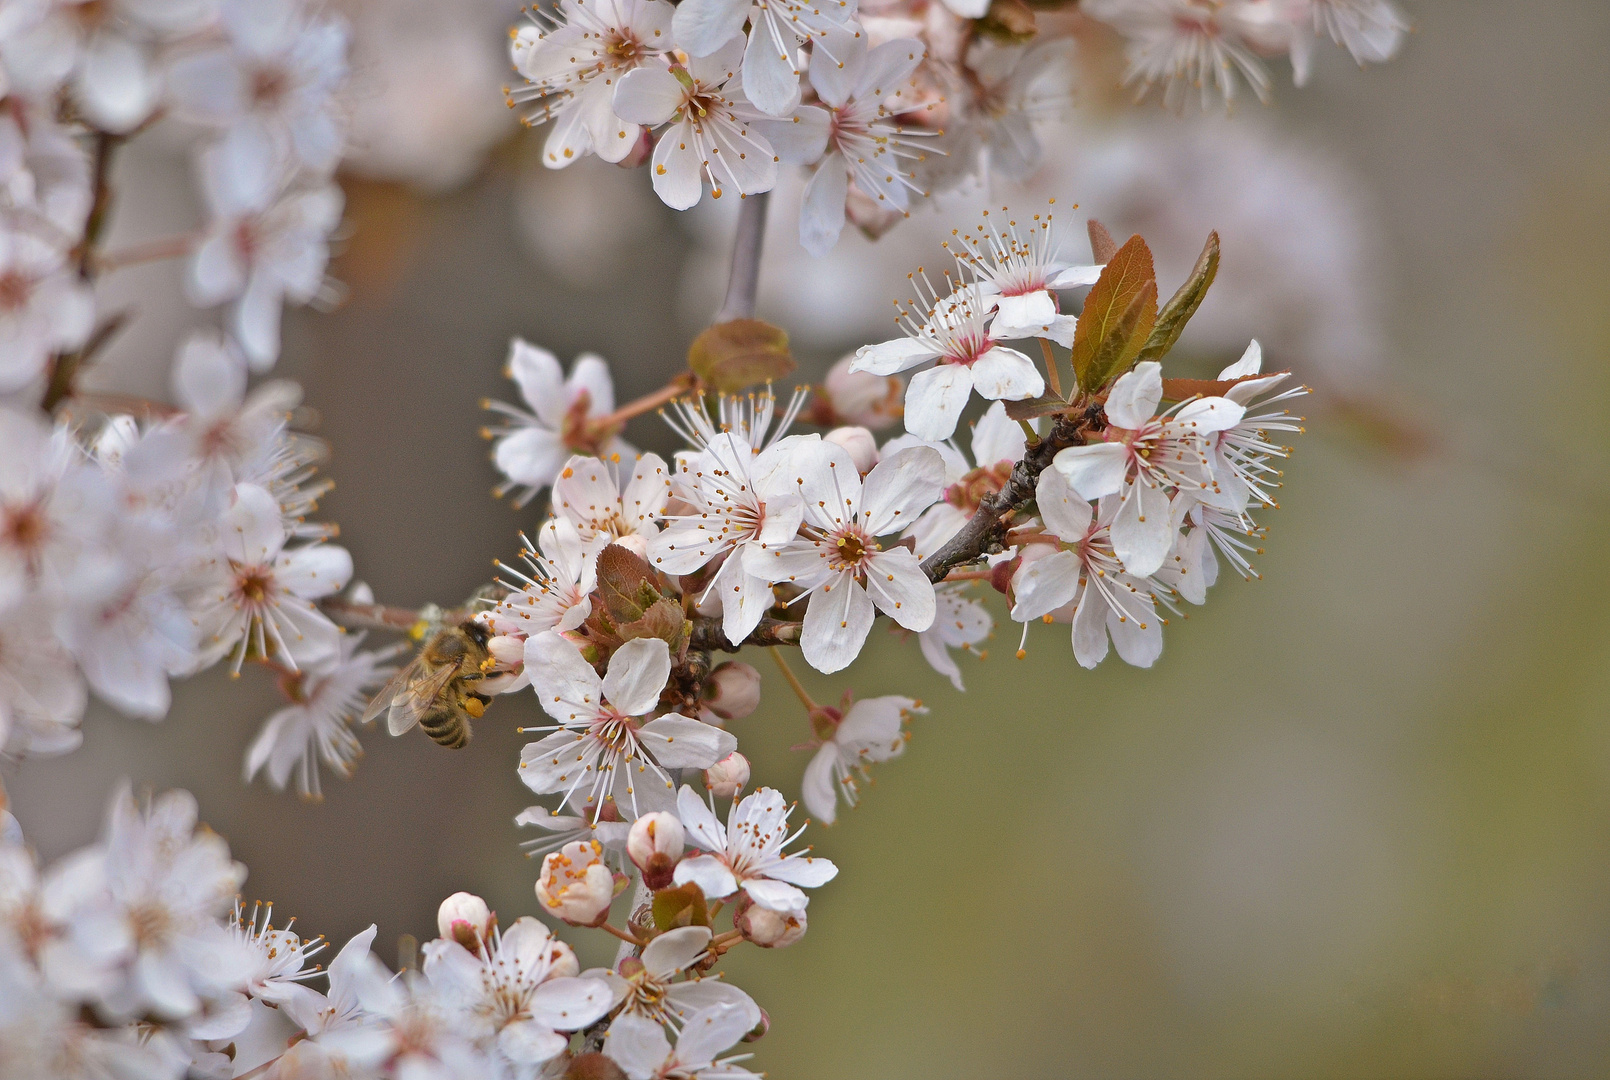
[691, 616, 801, 654]
[919, 411, 1092, 582]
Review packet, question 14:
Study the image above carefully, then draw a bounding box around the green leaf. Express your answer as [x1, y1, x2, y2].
[1071, 235, 1158, 392]
[688, 319, 795, 393]
[1136, 231, 1219, 365]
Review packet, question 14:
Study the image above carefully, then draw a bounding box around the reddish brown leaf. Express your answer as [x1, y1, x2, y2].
[1072, 234, 1158, 392]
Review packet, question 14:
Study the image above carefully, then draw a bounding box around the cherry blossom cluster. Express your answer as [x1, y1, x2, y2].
[0, 786, 775, 1079]
[1081, 0, 1408, 111]
[506, 0, 1405, 252]
[0, 0, 368, 773]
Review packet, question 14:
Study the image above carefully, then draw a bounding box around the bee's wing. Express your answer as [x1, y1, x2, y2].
[361, 660, 420, 728]
[386, 659, 461, 737]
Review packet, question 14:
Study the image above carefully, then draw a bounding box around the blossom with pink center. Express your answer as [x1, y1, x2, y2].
[483, 340, 633, 507]
[519, 634, 736, 820]
[1010, 469, 1164, 669]
[1203, 339, 1308, 512]
[752, 442, 943, 673]
[851, 280, 1044, 440]
[189, 483, 352, 674]
[1051, 361, 1243, 577]
[944, 204, 1102, 346]
[801, 694, 924, 823]
[550, 453, 672, 564]
[1082, 0, 1283, 112]
[0, 226, 93, 393]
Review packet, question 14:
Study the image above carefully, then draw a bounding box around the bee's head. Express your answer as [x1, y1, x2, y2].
[461, 619, 492, 648]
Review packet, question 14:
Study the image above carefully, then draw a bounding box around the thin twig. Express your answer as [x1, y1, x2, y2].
[769, 648, 817, 712]
[94, 232, 200, 272]
[714, 191, 770, 323]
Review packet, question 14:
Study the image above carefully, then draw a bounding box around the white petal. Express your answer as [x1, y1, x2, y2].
[970, 400, 1026, 467]
[741, 20, 802, 117]
[798, 153, 848, 257]
[676, 784, 727, 851]
[1109, 481, 1173, 578]
[508, 339, 567, 426]
[1103, 361, 1163, 429]
[641, 925, 713, 977]
[603, 637, 672, 716]
[740, 877, 808, 912]
[612, 65, 685, 126]
[651, 121, 705, 210]
[1034, 467, 1092, 541]
[1219, 339, 1262, 380]
[993, 290, 1055, 329]
[968, 346, 1044, 401]
[902, 364, 974, 441]
[1009, 549, 1082, 622]
[526, 975, 614, 1031]
[637, 716, 737, 770]
[673, 1002, 757, 1066]
[851, 335, 937, 377]
[764, 853, 838, 887]
[672, 0, 752, 57]
[799, 574, 873, 674]
[800, 744, 840, 823]
[861, 445, 945, 535]
[526, 631, 603, 723]
[1052, 442, 1129, 500]
[1047, 263, 1105, 289]
[604, 1013, 674, 1079]
[862, 548, 934, 631]
[672, 853, 739, 899]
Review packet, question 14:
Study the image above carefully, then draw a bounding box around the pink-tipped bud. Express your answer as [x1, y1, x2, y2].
[704, 752, 751, 799]
[616, 128, 654, 169]
[436, 892, 495, 951]
[536, 840, 615, 926]
[823, 354, 904, 430]
[734, 895, 806, 948]
[825, 426, 878, 474]
[701, 661, 761, 722]
[743, 1008, 770, 1043]
[609, 533, 649, 559]
[626, 811, 684, 890]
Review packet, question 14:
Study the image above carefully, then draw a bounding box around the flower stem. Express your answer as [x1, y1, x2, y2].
[94, 231, 200, 272]
[599, 921, 646, 947]
[769, 647, 818, 713]
[597, 375, 697, 429]
[1039, 338, 1063, 398]
[714, 191, 770, 323]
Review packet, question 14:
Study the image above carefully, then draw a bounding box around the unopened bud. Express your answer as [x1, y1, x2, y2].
[615, 128, 654, 169]
[626, 811, 684, 889]
[734, 895, 806, 948]
[743, 1008, 770, 1043]
[704, 752, 750, 799]
[486, 634, 525, 670]
[609, 533, 649, 559]
[536, 840, 614, 926]
[824, 354, 903, 430]
[701, 661, 761, 722]
[825, 426, 878, 474]
[436, 892, 495, 951]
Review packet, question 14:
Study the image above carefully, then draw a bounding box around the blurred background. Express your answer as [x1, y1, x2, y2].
[9, 0, 1610, 1075]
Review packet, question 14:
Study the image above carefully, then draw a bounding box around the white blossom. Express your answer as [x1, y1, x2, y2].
[484, 340, 633, 507]
[0, 223, 92, 393]
[852, 281, 1044, 440]
[188, 482, 352, 674]
[421, 915, 612, 1069]
[946, 204, 1102, 345]
[1010, 469, 1164, 669]
[604, 1003, 762, 1079]
[551, 453, 672, 564]
[917, 584, 991, 691]
[508, 0, 675, 169]
[753, 442, 942, 673]
[187, 126, 342, 369]
[520, 634, 737, 819]
[673, 785, 836, 913]
[801, 694, 922, 823]
[892, 400, 1025, 560]
[592, 924, 760, 1029]
[244, 633, 403, 799]
[167, 0, 348, 175]
[670, 0, 859, 118]
[1051, 361, 1242, 578]
[1083, 0, 1281, 112]
[613, 36, 781, 210]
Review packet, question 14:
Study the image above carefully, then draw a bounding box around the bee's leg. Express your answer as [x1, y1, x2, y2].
[464, 694, 490, 718]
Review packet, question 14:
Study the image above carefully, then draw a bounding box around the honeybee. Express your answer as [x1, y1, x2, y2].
[362, 620, 496, 749]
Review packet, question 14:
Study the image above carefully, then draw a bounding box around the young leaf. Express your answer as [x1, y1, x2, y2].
[596, 545, 658, 625]
[1087, 219, 1118, 264]
[1071, 234, 1158, 392]
[652, 882, 711, 931]
[688, 319, 796, 393]
[1004, 394, 1069, 422]
[1136, 231, 1219, 364]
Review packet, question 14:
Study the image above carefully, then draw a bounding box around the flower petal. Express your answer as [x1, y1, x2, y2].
[902, 363, 974, 440]
[602, 637, 671, 717]
[799, 573, 874, 674]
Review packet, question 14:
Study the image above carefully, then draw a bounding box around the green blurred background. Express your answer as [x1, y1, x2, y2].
[10, 1, 1610, 1075]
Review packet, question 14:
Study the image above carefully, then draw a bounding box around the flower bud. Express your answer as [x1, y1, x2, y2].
[704, 752, 750, 799]
[615, 128, 654, 169]
[734, 895, 806, 948]
[436, 892, 495, 951]
[743, 1008, 770, 1043]
[608, 533, 649, 559]
[626, 811, 684, 890]
[701, 661, 761, 722]
[825, 426, 878, 474]
[486, 633, 525, 670]
[536, 840, 614, 926]
[823, 354, 903, 430]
